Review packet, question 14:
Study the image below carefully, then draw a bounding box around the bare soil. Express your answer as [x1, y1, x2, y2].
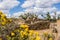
[34, 20, 60, 40]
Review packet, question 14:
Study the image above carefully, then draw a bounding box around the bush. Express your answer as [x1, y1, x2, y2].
[0, 11, 41, 40]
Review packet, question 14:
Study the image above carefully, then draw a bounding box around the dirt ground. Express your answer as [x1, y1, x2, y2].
[34, 20, 60, 40]
[35, 29, 59, 40]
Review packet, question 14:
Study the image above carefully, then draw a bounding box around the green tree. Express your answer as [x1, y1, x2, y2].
[46, 12, 51, 20]
[19, 13, 38, 20]
[52, 12, 57, 22]
[41, 12, 51, 20]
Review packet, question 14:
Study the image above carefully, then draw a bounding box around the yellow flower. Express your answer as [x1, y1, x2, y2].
[35, 32, 39, 36]
[49, 33, 53, 37]
[29, 30, 34, 33]
[29, 30, 34, 36]
[17, 29, 20, 32]
[44, 32, 48, 36]
[1, 14, 6, 17]
[20, 24, 29, 28]
[25, 28, 29, 31]
[20, 24, 24, 28]
[3, 18, 7, 22]
[49, 38, 53, 40]
[20, 31, 24, 37]
[0, 11, 3, 15]
[14, 29, 20, 32]
[0, 37, 2, 40]
[24, 24, 29, 28]
[1, 22, 6, 25]
[35, 36, 41, 40]
[11, 32, 15, 36]
[9, 19, 12, 22]
[23, 31, 27, 35]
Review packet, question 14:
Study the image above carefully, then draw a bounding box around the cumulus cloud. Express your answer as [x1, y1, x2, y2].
[0, 0, 20, 10]
[21, 0, 58, 15]
[24, 7, 57, 15]
[38, 15, 45, 19]
[0, 0, 20, 17]
[13, 0, 60, 18]
[18, 0, 60, 18]
[21, 0, 34, 8]
[21, 0, 60, 8]
[49, 11, 60, 19]
[12, 12, 25, 18]
[56, 11, 60, 15]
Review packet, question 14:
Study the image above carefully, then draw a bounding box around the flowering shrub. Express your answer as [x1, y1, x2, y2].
[0, 11, 41, 40]
[0, 11, 12, 26]
[0, 11, 55, 40]
[5, 24, 41, 40]
[43, 32, 55, 40]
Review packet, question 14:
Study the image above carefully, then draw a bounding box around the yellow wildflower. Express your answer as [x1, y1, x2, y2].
[1, 22, 6, 25]
[35, 32, 39, 36]
[11, 32, 15, 36]
[1, 14, 6, 17]
[35, 36, 41, 40]
[9, 19, 12, 22]
[14, 29, 20, 32]
[20, 31, 24, 37]
[0, 11, 3, 15]
[0, 37, 2, 40]
[49, 38, 53, 40]
[44, 32, 48, 36]
[23, 31, 27, 35]
[3, 18, 7, 22]
[20, 24, 29, 28]
[17, 29, 20, 32]
[29, 30, 34, 33]
[29, 30, 34, 36]
[24, 24, 29, 28]
[20, 24, 24, 28]
[25, 28, 29, 31]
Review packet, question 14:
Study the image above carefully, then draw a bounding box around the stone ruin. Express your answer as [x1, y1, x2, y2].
[29, 21, 50, 30]
[13, 16, 50, 30]
[25, 17, 50, 30]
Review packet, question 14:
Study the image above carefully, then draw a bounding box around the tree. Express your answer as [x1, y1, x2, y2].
[52, 12, 57, 22]
[46, 12, 51, 20]
[41, 14, 46, 19]
[19, 13, 38, 20]
[41, 12, 51, 20]
[57, 14, 60, 20]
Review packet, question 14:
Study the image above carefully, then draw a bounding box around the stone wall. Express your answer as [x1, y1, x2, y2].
[28, 21, 50, 30]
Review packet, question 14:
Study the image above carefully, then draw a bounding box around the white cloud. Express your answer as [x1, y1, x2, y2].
[12, 0, 60, 18]
[50, 11, 60, 16]
[56, 11, 60, 15]
[21, 0, 59, 15]
[0, 0, 20, 17]
[13, 7, 57, 18]
[24, 7, 57, 15]
[38, 15, 45, 19]
[21, 0, 60, 8]
[19, 0, 60, 18]
[43, 7, 57, 13]
[0, 0, 20, 10]
[50, 11, 60, 19]
[21, 0, 34, 8]
[12, 12, 25, 18]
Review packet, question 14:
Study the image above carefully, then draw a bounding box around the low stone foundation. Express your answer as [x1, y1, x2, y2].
[28, 21, 50, 30]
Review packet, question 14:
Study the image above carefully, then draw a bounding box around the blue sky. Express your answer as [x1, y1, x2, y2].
[0, 0, 60, 18]
[10, 0, 25, 14]
[54, 3, 60, 10]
